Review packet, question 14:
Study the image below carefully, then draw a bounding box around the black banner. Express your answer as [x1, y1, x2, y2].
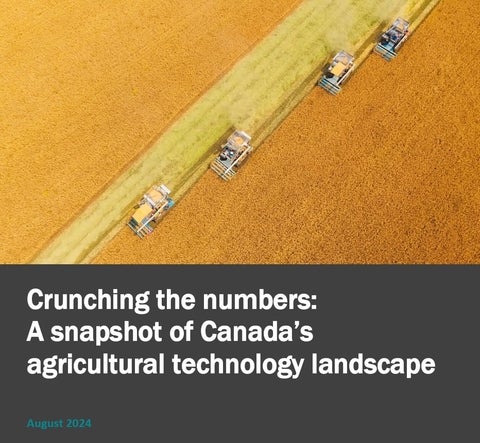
[1, 266, 478, 441]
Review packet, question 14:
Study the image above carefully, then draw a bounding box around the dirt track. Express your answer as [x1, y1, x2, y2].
[0, 0, 302, 263]
[95, 0, 480, 264]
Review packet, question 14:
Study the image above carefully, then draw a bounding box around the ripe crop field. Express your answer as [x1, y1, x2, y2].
[0, 0, 303, 263]
[95, 0, 480, 264]
[32, 0, 420, 263]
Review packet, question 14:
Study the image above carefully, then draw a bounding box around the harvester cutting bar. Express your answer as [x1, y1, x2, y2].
[319, 77, 341, 95]
[128, 221, 153, 238]
[210, 158, 237, 180]
[373, 44, 397, 61]
[226, 149, 251, 179]
[127, 219, 152, 238]
[131, 202, 168, 237]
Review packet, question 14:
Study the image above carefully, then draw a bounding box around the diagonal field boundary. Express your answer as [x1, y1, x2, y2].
[32, 0, 440, 263]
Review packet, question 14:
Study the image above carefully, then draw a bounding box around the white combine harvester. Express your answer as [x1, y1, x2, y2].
[210, 130, 253, 180]
[374, 18, 410, 61]
[318, 51, 355, 95]
[127, 184, 174, 238]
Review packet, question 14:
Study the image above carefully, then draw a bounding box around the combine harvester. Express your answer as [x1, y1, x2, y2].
[374, 18, 410, 61]
[127, 184, 174, 238]
[210, 130, 253, 180]
[318, 51, 355, 95]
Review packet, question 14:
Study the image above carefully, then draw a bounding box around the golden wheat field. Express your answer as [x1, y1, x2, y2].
[95, 0, 480, 264]
[0, 0, 303, 263]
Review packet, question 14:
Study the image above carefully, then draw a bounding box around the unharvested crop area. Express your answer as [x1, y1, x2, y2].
[0, 0, 303, 263]
[96, 0, 480, 263]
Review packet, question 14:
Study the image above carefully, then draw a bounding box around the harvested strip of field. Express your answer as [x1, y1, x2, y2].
[0, 0, 304, 263]
[95, 0, 480, 264]
[32, 0, 425, 263]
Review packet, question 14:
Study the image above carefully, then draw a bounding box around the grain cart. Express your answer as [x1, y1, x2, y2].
[374, 18, 410, 61]
[210, 130, 253, 180]
[127, 184, 174, 238]
[318, 51, 355, 95]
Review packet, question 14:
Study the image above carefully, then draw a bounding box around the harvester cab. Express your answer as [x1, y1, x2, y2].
[210, 130, 253, 180]
[374, 18, 410, 61]
[127, 184, 174, 238]
[318, 51, 355, 95]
